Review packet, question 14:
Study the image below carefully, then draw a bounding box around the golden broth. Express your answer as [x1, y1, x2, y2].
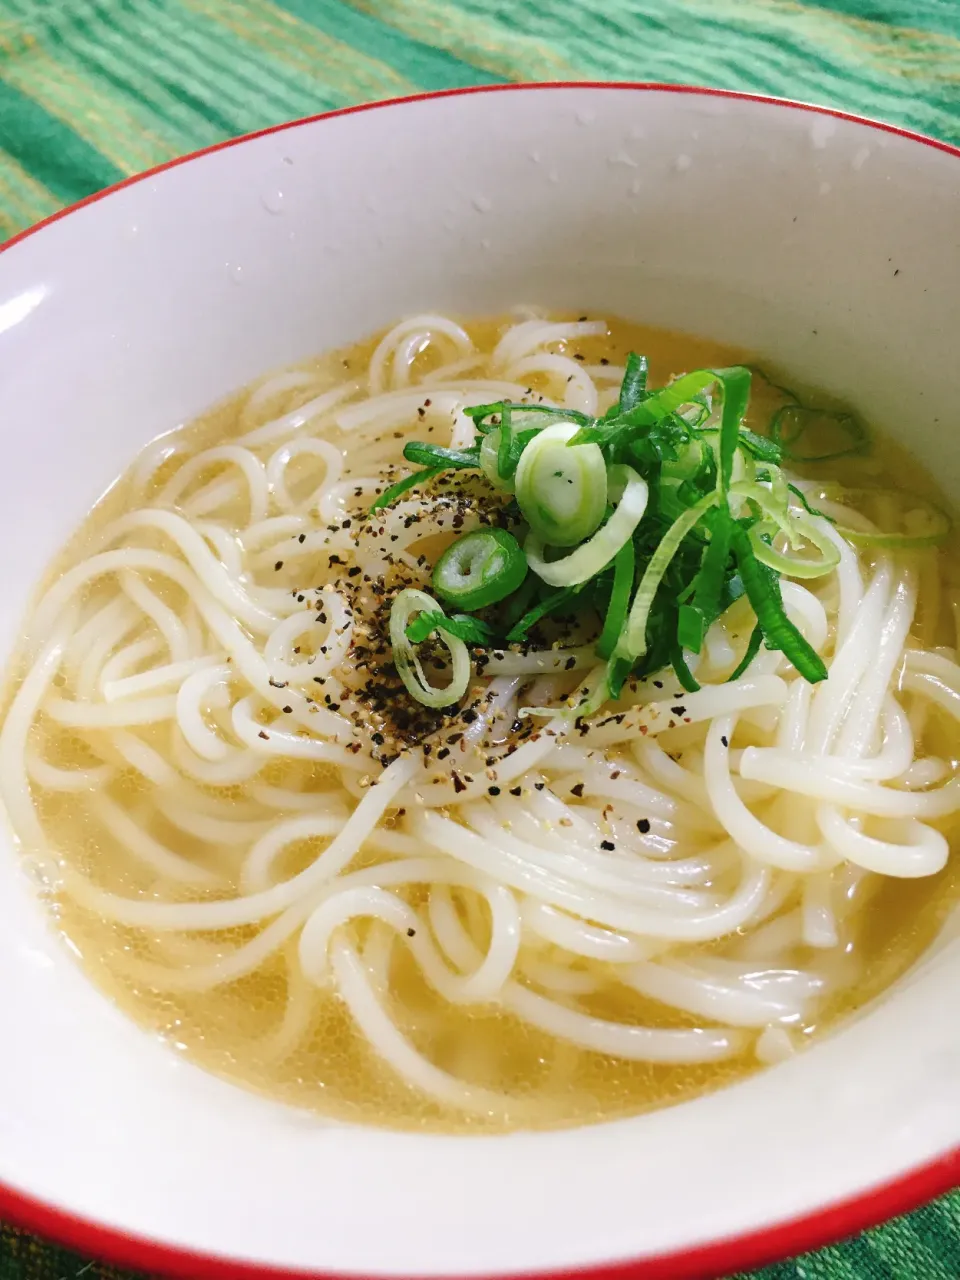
[5, 312, 960, 1133]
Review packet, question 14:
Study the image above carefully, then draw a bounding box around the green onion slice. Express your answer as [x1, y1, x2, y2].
[729, 481, 840, 579]
[770, 404, 867, 462]
[433, 528, 528, 610]
[479, 430, 514, 491]
[825, 487, 951, 549]
[389, 589, 471, 708]
[515, 422, 609, 547]
[730, 525, 828, 683]
[525, 463, 648, 587]
[369, 466, 443, 514]
[597, 537, 636, 659]
[618, 492, 718, 661]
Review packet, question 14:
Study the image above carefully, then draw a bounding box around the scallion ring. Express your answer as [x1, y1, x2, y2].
[389, 588, 471, 708]
[433, 528, 528, 610]
[525, 464, 649, 588]
[515, 421, 608, 547]
[749, 519, 840, 579]
[479, 430, 513, 491]
[729, 481, 840, 578]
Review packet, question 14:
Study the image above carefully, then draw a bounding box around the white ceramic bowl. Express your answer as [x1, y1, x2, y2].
[0, 84, 958, 1280]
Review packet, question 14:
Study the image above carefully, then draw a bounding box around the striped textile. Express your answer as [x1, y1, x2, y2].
[0, 1, 957, 1278]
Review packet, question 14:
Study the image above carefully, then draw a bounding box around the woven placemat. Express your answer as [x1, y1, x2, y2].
[0, 1, 957, 1275]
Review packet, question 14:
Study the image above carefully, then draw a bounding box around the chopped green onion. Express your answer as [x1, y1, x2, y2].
[714, 366, 752, 497]
[405, 611, 495, 646]
[505, 585, 580, 644]
[433, 528, 528, 611]
[597, 538, 636, 659]
[677, 604, 705, 654]
[728, 623, 763, 681]
[618, 353, 648, 414]
[525, 463, 648, 587]
[389, 589, 471, 708]
[515, 422, 609, 548]
[688, 509, 734, 644]
[748, 519, 840, 579]
[369, 466, 443, 514]
[479, 430, 513, 491]
[465, 401, 590, 427]
[770, 404, 867, 462]
[729, 481, 841, 579]
[618, 492, 718, 661]
[730, 524, 828, 682]
[827, 488, 951, 549]
[671, 638, 701, 693]
[403, 441, 481, 470]
[787, 484, 834, 523]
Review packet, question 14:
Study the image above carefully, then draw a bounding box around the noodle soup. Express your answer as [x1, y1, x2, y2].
[3, 311, 958, 1132]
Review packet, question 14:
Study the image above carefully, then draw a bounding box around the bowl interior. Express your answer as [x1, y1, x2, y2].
[0, 85, 958, 1277]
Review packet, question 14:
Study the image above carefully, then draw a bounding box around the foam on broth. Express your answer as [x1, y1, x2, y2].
[6, 313, 960, 1132]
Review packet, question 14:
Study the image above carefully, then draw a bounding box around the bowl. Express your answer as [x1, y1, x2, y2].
[0, 83, 958, 1280]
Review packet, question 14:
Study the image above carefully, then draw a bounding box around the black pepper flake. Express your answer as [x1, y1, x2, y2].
[298, 533, 306, 543]
[600, 839, 615, 851]
[600, 357, 609, 365]
[671, 706, 686, 716]
[721, 735, 729, 747]
[347, 566, 361, 577]
[653, 680, 663, 689]
[258, 730, 269, 740]
[569, 782, 584, 798]
[637, 818, 650, 834]
[406, 927, 416, 937]
[437, 747, 450, 760]
[488, 785, 501, 796]
[274, 560, 283, 571]
[461, 709, 478, 724]
[282, 705, 293, 714]
[509, 786, 522, 796]
[534, 782, 545, 791]
[452, 773, 467, 793]
[565, 656, 577, 671]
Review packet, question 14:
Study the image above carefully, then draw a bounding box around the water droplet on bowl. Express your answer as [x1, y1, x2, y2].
[528, 149, 542, 164]
[675, 154, 692, 172]
[262, 188, 285, 214]
[630, 177, 643, 197]
[608, 150, 637, 169]
[229, 263, 243, 284]
[472, 195, 492, 213]
[576, 109, 595, 126]
[547, 169, 559, 184]
[852, 147, 870, 171]
[819, 180, 832, 196]
[480, 237, 492, 251]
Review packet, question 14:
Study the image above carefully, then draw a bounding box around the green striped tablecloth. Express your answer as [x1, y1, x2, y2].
[0, 1, 958, 1277]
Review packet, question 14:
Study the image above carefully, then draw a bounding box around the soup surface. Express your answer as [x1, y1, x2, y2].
[2, 311, 959, 1132]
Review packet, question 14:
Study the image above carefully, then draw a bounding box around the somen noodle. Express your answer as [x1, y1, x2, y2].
[1, 310, 958, 1131]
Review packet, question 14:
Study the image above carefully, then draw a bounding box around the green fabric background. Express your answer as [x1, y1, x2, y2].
[0, 0, 957, 1276]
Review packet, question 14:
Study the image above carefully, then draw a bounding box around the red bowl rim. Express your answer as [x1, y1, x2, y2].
[0, 80, 958, 1280]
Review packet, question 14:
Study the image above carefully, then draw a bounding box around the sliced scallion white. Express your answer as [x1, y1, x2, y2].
[514, 421, 608, 547]
[525, 464, 648, 587]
